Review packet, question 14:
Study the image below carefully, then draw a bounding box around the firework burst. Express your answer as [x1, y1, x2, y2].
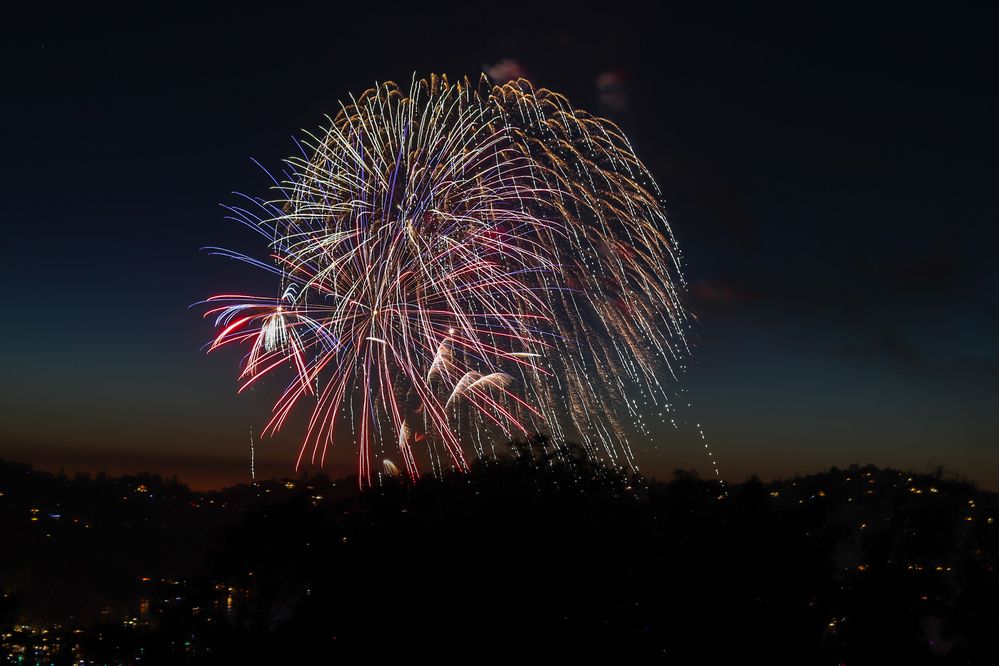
[204, 74, 689, 487]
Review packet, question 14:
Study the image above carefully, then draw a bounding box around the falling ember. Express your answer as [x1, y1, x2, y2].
[203, 74, 690, 487]
[383, 459, 402, 478]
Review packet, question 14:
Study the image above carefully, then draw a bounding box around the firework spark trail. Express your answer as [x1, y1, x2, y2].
[204, 74, 691, 487]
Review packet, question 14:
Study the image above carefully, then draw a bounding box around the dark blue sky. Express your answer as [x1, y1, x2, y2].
[2, 1, 996, 489]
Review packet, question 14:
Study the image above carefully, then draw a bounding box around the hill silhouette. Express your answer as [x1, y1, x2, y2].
[1, 441, 996, 664]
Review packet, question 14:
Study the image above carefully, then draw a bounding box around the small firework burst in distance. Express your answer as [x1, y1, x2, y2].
[204, 73, 689, 487]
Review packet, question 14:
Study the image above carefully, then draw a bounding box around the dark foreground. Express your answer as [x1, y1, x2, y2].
[1, 446, 996, 664]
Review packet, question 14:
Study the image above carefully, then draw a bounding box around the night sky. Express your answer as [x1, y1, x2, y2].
[3, 2, 996, 489]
